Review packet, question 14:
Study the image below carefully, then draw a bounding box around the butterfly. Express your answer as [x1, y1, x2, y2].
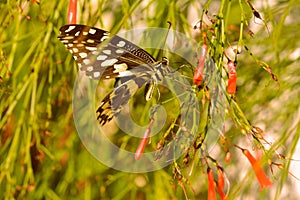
[58, 24, 170, 125]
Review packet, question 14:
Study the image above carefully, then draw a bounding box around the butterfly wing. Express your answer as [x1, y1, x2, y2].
[97, 75, 152, 125]
[59, 24, 165, 125]
[58, 24, 157, 79]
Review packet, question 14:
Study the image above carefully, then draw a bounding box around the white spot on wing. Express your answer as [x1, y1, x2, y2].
[85, 46, 97, 51]
[100, 36, 109, 42]
[89, 28, 97, 34]
[87, 39, 95, 43]
[79, 52, 88, 58]
[103, 50, 111, 55]
[116, 49, 124, 54]
[62, 36, 74, 40]
[65, 25, 76, 33]
[72, 48, 78, 53]
[94, 72, 100, 78]
[97, 55, 108, 60]
[117, 41, 126, 47]
[113, 63, 128, 73]
[119, 71, 133, 77]
[83, 59, 90, 65]
[67, 43, 73, 47]
[75, 31, 80, 36]
[101, 58, 118, 67]
[83, 31, 88, 36]
[87, 66, 93, 71]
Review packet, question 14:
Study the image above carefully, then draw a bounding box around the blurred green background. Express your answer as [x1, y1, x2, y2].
[1, 0, 300, 199]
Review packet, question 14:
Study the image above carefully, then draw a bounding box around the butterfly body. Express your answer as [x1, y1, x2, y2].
[58, 24, 170, 125]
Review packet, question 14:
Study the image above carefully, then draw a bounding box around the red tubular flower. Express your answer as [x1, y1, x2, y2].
[242, 149, 273, 190]
[193, 43, 208, 86]
[227, 61, 237, 94]
[216, 186, 228, 200]
[225, 151, 231, 163]
[68, 0, 77, 24]
[134, 129, 150, 160]
[217, 167, 225, 190]
[135, 119, 154, 160]
[216, 167, 228, 200]
[207, 168, 217, 200]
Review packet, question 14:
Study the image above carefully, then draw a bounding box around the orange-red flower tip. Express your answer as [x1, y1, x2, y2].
[207, 168, 217, 200]
[242, 149, 273, 190]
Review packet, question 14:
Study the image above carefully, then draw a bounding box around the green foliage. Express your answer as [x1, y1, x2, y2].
[1, 0, 300, 199]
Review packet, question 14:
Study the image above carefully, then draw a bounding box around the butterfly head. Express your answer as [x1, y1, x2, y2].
[161, 57, 169, 66]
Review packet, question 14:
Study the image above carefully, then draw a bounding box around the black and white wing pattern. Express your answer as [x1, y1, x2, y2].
[58, 24, 170, 125]
[58, 24, 158, 79]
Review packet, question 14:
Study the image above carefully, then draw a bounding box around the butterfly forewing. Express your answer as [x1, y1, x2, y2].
[58, 24, 157, 79]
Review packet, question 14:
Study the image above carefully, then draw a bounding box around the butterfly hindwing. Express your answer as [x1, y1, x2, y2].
[97, 75, 150, 125]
